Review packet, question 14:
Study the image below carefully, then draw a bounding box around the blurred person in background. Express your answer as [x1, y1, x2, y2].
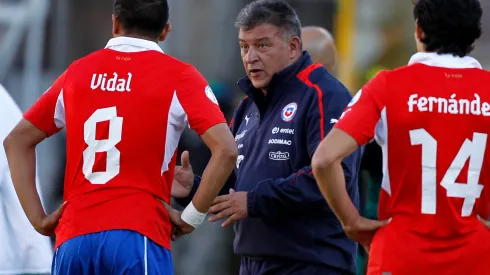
[0, 84, 52, 275]
[301, 26, 338, 74]
[312, 0, 490, 274]
[3, 0, 237, 274]
[301, 25, 369, 275]
[173, 0, 362, 274]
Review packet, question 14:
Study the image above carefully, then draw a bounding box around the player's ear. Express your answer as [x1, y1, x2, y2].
[112, 15, 120, 37]
[415, 19, 424, 41]
[158, 23, 172, 42]
[414, 19, 426, 52]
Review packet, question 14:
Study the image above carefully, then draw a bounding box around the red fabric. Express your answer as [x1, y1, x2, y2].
[24, 49, 226, 250]
[335, 64, 490, 273]
[297, 63, 325, 139]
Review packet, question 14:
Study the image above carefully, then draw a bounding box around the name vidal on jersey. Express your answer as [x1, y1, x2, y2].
[408, 93, 490, 116]
[91, 73, 132, 92]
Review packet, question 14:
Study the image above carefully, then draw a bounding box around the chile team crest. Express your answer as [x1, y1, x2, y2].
[281, 102, 298, 122]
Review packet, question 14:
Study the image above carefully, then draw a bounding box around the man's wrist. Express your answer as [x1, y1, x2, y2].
[181, 201, 207, 228]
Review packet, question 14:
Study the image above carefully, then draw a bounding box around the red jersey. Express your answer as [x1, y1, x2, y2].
[335, 52, 490, 275]
[24, 37, 226, 250]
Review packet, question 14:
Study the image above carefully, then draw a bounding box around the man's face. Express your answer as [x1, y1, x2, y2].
[239, 24, 293, 90]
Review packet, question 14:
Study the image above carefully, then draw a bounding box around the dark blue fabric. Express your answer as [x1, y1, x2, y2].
[182, 52, 361, 274]
[239, 256, 350, 275]
[52, 230, 173, 275]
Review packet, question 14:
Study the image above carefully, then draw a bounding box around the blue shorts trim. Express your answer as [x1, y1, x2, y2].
[52, 230, 173, 275]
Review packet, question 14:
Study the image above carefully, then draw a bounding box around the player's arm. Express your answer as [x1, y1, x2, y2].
[172, 98, 249, 206]
[245, 83, 358, 219]
[3, 72, 66, 236]
[191, 124, 237, 211]
[173, 66, 237, 231]
[312, 72, 390, 249]
[3, 120, 63, 236]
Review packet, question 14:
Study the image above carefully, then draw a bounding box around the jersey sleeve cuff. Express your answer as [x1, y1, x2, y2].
[23, 114, 59, 137]
[194, 119, 227, 136]
[334, 123, 369, 146]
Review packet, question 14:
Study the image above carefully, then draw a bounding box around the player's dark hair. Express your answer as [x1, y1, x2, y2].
[113, 0, 169, 39]
[413, 0, 482, 57]
[235, 0, 302, 41]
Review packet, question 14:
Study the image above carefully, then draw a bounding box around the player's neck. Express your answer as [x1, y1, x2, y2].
[114, 33, 158, 44]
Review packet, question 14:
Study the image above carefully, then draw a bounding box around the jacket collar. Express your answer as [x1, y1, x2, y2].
[237, 51, 313, 112]
[105, 36, 163, 53]
[408, 52, 482, 69]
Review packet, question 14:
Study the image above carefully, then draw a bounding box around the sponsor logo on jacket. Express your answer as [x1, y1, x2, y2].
[269, 151, 290, 161]
[268, 139, 292, 145]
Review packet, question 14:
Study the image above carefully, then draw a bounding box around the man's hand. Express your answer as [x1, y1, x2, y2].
[343, 216, 389, 252]
[33, 202, 65, 237]
[478, 215, 490, 230]
[208, 189, 248, 227]
[171, 151, 195, 199]
[161, 201, 194, 240]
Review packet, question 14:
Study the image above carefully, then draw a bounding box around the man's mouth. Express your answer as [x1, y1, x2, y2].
[249, 69, 262, 77]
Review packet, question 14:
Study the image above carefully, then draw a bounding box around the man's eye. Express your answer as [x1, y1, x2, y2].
[258, 44, 267, 49]
[240, 45, 248, 50]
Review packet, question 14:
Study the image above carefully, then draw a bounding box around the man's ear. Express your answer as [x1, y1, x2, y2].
[158, 23, 172, 42]
[289, 36, 302, 60]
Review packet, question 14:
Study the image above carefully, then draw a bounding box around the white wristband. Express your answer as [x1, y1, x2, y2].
[181, 202, 207, 229]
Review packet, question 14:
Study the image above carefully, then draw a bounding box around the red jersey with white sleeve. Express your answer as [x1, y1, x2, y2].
[335, 52, 490, 275]
[23, 37, 226, 250]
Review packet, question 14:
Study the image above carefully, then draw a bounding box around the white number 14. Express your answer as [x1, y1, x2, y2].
[410, 129, 486, 217]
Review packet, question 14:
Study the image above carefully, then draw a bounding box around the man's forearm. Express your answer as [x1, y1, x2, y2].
[313, 160, 359, 227]
[192, 149, 236, 212]
[3, 140, 45, 227]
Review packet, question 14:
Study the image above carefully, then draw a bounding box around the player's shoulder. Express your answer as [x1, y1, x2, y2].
[146, 51, 195, 71]
[368, 65, 417, 82]
[63, 49, 108, 73]
[149, 53, 204, 80]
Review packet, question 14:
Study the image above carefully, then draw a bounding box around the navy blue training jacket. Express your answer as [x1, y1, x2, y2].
[178, 52, 362, 273]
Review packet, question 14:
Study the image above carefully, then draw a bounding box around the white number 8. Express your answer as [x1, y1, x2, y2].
[83, 107, 123, 184]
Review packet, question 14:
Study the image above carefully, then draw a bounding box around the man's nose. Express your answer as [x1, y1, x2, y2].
[245, 47, 259, 64]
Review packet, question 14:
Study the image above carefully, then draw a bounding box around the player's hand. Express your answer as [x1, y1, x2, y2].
[477, 215, 490, 230]
[171, 151, 195, 199]
[208, 189, 248, 227]
[162, 201, 194, 241]
[343, 216, 389, 252]
[33, 202, 65, 237]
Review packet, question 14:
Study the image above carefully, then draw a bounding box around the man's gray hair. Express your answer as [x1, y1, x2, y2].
[235, 0, 302, 41]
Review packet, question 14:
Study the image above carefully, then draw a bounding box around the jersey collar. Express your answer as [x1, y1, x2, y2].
[105, 36, 163, 53]
[408, 52, 482, 69]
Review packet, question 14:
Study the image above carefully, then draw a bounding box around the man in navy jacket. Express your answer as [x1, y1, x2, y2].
[174, 0, 362, 274]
